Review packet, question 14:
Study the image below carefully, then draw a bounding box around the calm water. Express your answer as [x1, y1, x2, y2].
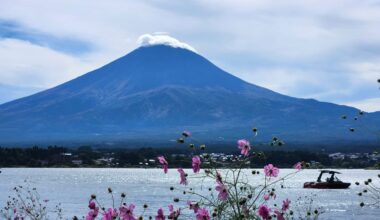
[0, 168, 379, 219]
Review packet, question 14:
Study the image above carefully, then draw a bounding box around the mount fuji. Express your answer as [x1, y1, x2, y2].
[0, 44, 379, 147]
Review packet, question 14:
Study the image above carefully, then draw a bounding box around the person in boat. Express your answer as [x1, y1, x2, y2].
[317, 170, 341, 183]
[326, 175, 341, 183]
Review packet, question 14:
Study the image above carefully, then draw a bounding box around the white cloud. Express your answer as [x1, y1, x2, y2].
[0, 38, 94, 88]
[344, 97, 380, 112]
[346, 60, 380, 83]
[137, 33, 197, 52]
[235, 67, 319, 95]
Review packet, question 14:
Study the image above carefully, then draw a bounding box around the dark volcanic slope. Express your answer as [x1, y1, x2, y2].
[0, 45, 378, 146]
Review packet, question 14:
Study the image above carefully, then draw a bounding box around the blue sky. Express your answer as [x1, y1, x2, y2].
[0, 0, 379, 111]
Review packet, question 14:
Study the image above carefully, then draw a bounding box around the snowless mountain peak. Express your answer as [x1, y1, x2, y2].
[137, 33, 197, 53]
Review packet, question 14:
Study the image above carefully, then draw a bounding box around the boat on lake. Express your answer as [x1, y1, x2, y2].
[304, 170, 351, 189]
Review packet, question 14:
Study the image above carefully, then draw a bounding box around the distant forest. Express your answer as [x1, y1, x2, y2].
[0, 146, 378, 169]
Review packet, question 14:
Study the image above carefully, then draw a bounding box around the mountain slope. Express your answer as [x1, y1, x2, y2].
[0, 45, 378, 146]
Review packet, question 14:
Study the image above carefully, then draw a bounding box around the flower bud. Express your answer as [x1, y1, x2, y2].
[177, 138, 185, 143]
[239, 198, 247, 205]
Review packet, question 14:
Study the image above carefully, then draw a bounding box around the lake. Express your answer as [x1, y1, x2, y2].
[0, 168, 379, 219]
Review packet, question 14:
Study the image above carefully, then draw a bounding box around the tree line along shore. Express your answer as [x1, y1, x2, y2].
[0, 146, 379, 169]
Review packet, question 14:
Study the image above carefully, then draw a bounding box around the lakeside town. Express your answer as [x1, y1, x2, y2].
[1, 146, 379, 169]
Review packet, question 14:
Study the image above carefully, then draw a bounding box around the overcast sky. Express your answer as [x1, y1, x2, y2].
[0, 0, 379, 111]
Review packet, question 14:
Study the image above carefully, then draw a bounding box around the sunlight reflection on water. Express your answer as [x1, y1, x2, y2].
[0, 168, 379, 219]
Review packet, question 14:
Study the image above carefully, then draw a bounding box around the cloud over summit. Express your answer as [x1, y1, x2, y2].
[137, 33, 197, 52]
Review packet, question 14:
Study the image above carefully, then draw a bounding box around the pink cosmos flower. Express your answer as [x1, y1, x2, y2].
[182, 130, 191, 137]
[101, 210, 111, 220]
[86, 208, 99, 220]
[215, 182, 228, 201]
[293, 162, 302, 171]
[177, 168, 188, 185]
[274, 210, 285, 220]
[155, 208, 165, 220]
[88, 201, 96, 210]
[237, 139, 251, 156]
[101, 208, 118, 220]
[86, 200, 99, 220]
[158, 156, 168, 174]
[257, 204, 271, 220]
[264, 164, 279, 177]
[282, 198, 290, 211]
[119, 204, 136, 220]
[196, 208, 210, 220]
[192, 156, 201, 173]
[263, 194, 270, 201]
[168, 205, 180, 219]
[187, 201, 199, 213]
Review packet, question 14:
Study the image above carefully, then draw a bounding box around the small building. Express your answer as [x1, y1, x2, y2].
[71, 160, 83, 166]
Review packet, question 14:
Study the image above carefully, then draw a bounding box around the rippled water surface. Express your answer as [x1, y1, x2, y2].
[0, 168, 379, 219]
